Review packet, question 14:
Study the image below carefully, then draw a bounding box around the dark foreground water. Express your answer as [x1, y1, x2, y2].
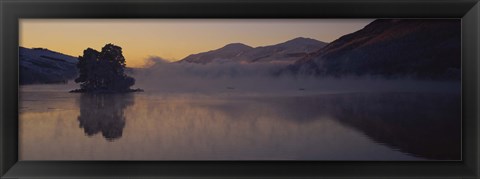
[19, 84, 460, 160]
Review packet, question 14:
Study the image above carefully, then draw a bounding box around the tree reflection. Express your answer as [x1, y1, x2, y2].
[77, 93, 134, 141]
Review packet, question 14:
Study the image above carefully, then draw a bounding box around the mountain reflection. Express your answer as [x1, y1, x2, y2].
[77, 93, 134, 141]
[322, 93, 460, 160]
[202, 92, 461, 160]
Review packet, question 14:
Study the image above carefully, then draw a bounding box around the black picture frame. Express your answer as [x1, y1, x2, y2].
[1, 0, 479, 178]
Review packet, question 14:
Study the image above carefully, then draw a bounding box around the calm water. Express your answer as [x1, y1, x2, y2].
[19, 84, 460, 160]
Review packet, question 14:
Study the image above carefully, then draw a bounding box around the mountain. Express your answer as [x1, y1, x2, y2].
[179, 37, 327, 64]
[242, 37, 327, 63]
[180, 43, 253, 64]
[20, 47, 78, 85]
[290, 19, 461, 80]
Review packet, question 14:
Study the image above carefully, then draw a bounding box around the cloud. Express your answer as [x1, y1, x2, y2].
[141, 56, 172, 68]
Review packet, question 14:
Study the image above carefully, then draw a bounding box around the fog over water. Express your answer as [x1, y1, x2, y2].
[133, 57, 460, 94]
[19, 59, 461, 160]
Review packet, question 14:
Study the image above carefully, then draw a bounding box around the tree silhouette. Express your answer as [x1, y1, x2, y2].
[73, 44, 136, 93]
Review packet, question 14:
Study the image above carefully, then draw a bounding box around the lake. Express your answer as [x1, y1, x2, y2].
[19, 83, 461, 160]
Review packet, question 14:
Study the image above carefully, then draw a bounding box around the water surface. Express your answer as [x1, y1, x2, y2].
[19, 84, 460, 160]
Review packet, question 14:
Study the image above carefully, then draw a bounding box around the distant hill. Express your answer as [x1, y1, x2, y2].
[289, 19, 461, 80]
[20, 47, 78, 85]
[180, 43, 253, 64]
[179, 37, 327, 64]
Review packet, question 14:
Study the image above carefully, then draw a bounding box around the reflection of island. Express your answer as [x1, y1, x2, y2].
[77, 93, 134, 141]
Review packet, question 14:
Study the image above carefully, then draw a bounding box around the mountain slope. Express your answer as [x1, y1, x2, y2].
[242, 37, 327, 63]
[20, 47, 78, 85]
[290, 19, 461, 79]
[179, 37, 327, 64]
[180, 43, 253, 64]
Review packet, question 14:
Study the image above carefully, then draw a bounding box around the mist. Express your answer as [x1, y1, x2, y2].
[130, 56, 460, 95]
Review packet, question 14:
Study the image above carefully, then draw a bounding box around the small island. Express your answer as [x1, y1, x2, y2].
[70, 44, 143, 93]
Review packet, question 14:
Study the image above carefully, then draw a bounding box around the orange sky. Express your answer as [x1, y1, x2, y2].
[20, 19, 373, 67]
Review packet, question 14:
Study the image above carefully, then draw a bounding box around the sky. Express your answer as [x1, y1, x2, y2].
[20, 19, 374, 67]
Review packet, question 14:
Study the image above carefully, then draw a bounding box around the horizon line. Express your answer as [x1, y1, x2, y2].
[19, 36, 330, 66]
